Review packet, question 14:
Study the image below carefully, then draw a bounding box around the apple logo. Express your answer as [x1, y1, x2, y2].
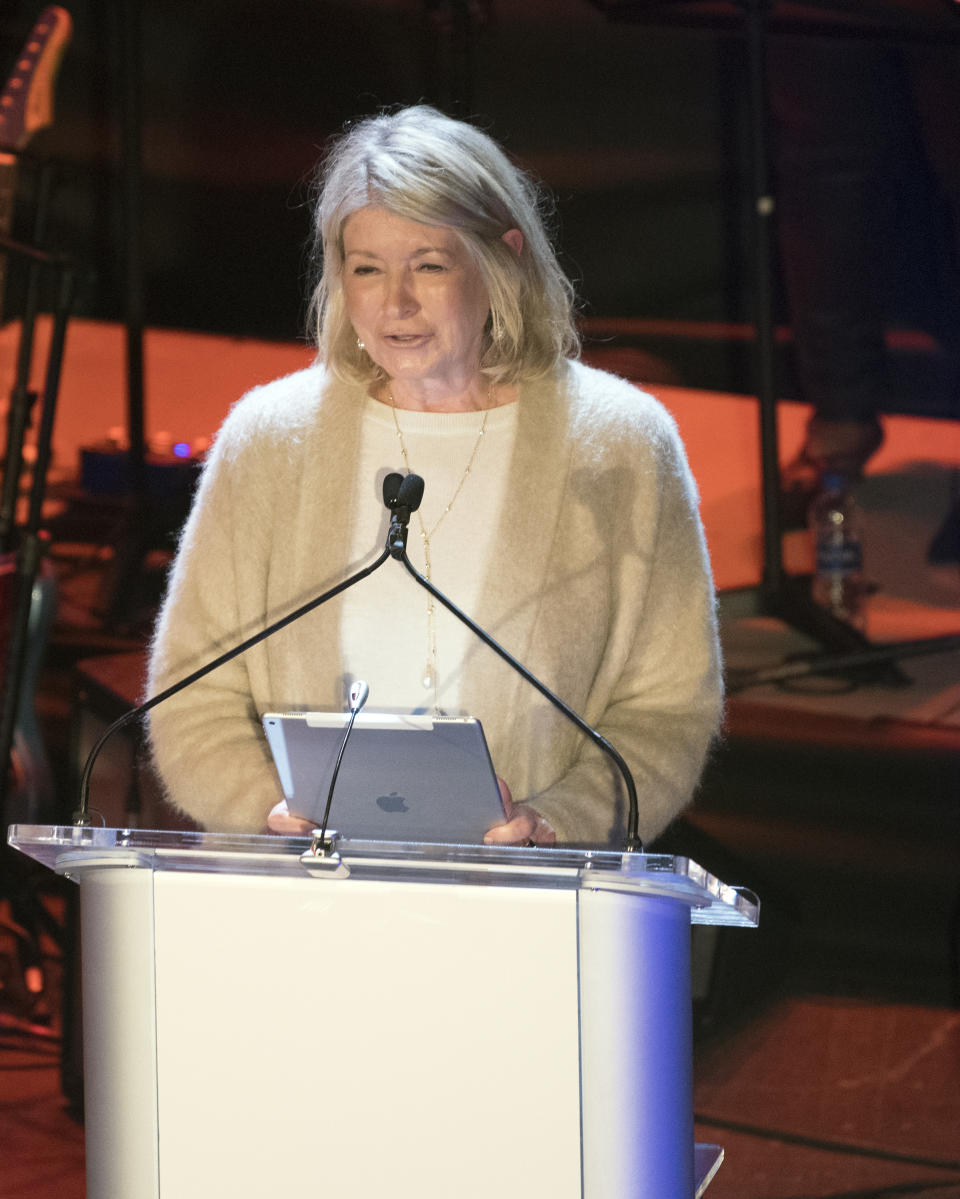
[376, 791, 408, 813]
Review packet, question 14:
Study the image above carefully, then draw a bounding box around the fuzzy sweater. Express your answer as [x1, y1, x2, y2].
[146, 359, 723, 846]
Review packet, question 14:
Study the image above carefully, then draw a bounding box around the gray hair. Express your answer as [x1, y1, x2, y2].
[308, 106, 579, 385]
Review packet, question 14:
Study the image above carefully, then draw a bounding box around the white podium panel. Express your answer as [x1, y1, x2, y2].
[9, 826, 758, 1199]
[153, 872, 582, 1198]
[79, 867, 160, 1199]
[580, 890, 694, 1197]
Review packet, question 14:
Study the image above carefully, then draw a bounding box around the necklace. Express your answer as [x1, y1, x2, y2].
[388, 384, 491, 712]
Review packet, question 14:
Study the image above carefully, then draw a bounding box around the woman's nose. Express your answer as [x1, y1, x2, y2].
[385, 271, 418, 317]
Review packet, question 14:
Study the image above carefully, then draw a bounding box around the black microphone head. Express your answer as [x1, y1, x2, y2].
[398, 472, 425, 512]
[382, 472, 404, 510]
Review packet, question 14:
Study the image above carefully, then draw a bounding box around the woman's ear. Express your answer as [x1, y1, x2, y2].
[501, 228, 524, 256]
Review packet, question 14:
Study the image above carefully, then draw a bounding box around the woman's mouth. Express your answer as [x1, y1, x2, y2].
[384, 333, 431, 346]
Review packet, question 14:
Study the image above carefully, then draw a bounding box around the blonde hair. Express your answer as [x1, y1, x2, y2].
[308, 106, 579, 385]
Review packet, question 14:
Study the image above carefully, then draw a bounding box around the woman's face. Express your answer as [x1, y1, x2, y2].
[341, 206, 491, 390]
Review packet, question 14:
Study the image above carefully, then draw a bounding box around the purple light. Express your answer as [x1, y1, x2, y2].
[173, 442, 191, 459]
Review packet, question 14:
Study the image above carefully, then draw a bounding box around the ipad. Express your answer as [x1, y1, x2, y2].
[261, 711, 505, 845]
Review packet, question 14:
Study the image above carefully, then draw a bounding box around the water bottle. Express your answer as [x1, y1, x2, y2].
[809, 472, 867, 629]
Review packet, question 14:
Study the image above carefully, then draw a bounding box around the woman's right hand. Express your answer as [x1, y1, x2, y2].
[482, 778, 556, 846]
[267, 799, 316, 835]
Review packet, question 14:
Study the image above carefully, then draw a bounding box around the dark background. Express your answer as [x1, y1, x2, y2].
[2, 0, 959, 407]
[0, 0, 767, 342]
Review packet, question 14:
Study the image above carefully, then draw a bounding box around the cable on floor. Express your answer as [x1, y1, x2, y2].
[694, 1112, 960, 1173]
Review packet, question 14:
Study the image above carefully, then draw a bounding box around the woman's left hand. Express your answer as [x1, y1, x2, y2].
[483, 778, 556, 847]
[266, 799, 316, 835]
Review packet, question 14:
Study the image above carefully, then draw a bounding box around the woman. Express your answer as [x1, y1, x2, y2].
[147, 105, 722, 847]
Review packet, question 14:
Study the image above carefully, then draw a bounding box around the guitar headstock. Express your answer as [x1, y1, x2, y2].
[0, 7, 73, 154]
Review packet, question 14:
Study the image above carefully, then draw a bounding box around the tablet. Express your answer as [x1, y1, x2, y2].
[261, 711, 505, 845]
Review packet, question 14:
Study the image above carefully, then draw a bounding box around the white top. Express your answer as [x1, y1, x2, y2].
[340, 397, 519, 713]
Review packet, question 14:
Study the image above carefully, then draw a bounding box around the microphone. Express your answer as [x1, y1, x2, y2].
[73, 478, 405, 826]
[382, 471, 403, 510]
[393, 473, 644, 853]
[388, 472, 425, 559]
[348, 678, 370, 711]
[397, 472, 425, 513]
[313, 677, 370, 855]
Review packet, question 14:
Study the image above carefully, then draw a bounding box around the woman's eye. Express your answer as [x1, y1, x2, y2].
[351, 265, 378, 276]
[418, 262, 445, 273]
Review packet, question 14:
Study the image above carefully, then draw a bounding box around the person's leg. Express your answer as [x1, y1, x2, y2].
[905, 45, 960, 367]
[769, 36, 909, 481]
[906, 46, 960, 563]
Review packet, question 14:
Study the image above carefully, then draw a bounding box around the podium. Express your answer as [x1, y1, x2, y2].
[9, 824, 758, 1199]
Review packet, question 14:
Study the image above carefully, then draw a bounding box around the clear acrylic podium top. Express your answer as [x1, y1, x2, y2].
[9, 824, 758, 927]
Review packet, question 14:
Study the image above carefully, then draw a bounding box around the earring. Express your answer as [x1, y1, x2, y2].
[356, 337, 365, 352]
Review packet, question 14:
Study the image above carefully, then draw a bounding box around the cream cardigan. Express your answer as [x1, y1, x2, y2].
[147, 358, 722, 846]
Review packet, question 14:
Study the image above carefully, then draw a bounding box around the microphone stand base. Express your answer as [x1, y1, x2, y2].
[300, 838, 350, 878]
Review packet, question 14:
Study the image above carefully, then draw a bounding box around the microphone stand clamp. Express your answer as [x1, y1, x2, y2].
[387, 510, 410, 559]
[301, 828, 350, 876]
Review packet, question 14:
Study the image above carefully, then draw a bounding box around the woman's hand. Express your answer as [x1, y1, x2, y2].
[483, 778, 556, 847]
[267, 799, 316, 836]
[268, 786, 557, 845]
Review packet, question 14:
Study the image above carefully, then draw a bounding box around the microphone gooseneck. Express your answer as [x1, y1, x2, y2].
[395, 472, 643, 853]
[315, 678, 370, 853]
[74, 485, 409, 827]
[76, 468, 642, 854]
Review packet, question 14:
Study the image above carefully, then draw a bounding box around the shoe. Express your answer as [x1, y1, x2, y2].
[782, 416, 885, 489]
[779, 416, 884, 529]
